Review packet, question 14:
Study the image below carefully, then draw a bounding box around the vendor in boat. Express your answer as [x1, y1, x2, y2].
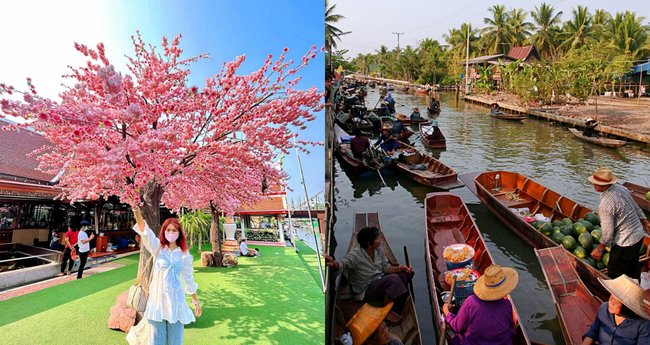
[490, 103, 501, 114]
[581, 274, 650, 345]
[583, 118, 599, 137]
[410, 107, 422, 121]
[385, 93, 396, 114]
[429, 98, 440, 111]
[324, 226, 413, 319]
[391, 118, 405, 137]
[442, 264, 519, 345]
[343, 302, 404, 345]
[375, 124, 399, 155]
[350, 128, 371, 160]
[588, 167, 650, 280]
[425, 120, 445, 140]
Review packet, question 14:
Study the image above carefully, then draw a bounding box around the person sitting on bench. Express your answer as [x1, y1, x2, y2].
[239, 238, 260, 257]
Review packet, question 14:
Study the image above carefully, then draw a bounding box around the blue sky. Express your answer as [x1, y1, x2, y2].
[0, 0, 324, 204]
[334, 0, 650, 58]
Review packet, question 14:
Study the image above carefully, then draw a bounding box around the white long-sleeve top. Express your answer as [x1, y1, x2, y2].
[133, 222, 198, 324]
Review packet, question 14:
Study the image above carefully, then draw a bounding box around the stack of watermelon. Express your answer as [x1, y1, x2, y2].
[532, 212, 610, 269]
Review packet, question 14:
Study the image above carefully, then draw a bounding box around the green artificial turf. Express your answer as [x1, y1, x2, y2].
[0, 245, 324, 345]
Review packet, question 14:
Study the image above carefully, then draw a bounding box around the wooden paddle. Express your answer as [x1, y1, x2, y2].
[403, 246, 415, 301]
[439, 277, 456, 345]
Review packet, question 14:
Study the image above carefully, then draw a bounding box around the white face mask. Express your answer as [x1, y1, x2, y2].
[165, 232, 179, 243]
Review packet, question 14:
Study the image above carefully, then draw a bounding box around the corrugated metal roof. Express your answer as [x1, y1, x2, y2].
[632, 61, 650, 74]
[507, 46, 534, 61]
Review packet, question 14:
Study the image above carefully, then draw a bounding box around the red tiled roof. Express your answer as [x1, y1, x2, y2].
[237, 194, 286, 214]
[0, 120, 56, 182]
[506, 46, 534, 61]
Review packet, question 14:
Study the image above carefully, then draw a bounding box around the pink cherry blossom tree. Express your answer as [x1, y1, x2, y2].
[0, 33, 321, 272]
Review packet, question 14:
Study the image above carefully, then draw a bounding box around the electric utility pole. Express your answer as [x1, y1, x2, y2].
[393, 32, 404, 59]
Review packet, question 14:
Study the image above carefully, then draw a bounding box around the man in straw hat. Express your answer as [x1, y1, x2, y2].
[582, 118, 598, 137]
[341, 301, 404, 345]
[588, 167, 650, 280]
[374, 124, 398, 155]
[442, 264, 519, 345]
[582, 274, 650, 344]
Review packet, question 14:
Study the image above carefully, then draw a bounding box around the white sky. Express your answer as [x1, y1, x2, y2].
[333, 0, 650, 58]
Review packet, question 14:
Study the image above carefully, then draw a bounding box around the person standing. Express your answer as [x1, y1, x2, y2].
[58, 225, 79, 276]
[131, 209, 201, 345]
[50, 230, 60, 250]
[589, 167, 650, 280]
[76, 219, 94, 279]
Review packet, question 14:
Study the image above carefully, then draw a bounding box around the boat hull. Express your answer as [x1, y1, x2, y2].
[395, 143, 463, 189]
[424, 192, 530, 345]
[568, 128, 626, 148]
[472, 171, 650, 301]
[623, 181, 650, 212]
[331, 212, 422, 345]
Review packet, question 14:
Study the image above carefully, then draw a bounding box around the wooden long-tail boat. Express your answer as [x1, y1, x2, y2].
[424, 192, 531, 345]
[419, 123, 446, 149]
[535, 246, 601, 345]
[332, 212, 422, 345]
[414, 89, 429, 96]
[334, 124, 393, 174]
[380, 117, 414, 142]
[466, 171, 650, 301]
[395, 143, 463, 190]
[622, 181, 650, 212]
[568, 128, 627, 148]
[489, 112, 527, 121]
[396, 113, 430, 126]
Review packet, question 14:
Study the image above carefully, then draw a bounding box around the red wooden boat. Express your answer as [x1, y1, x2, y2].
[395, 113, 430, 126]
[623, 181, 650, 212]
[334, 124, 368, 174]
[332, 213, 422, 345]
[419, 123, 446, 149]
[467, 171, 650, 301]
[535, 246, 601, 345]
[395, 143, 463, 190]
[424, 192, 531, 345]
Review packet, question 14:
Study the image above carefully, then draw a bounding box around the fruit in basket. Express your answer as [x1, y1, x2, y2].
[443, 245, 473, 263]
[444, 267, 477, 285]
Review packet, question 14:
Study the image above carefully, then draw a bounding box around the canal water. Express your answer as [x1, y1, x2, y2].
[332, 88, 650, 345]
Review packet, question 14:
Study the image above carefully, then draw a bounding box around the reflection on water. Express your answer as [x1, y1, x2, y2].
[333, 89, 650, 345]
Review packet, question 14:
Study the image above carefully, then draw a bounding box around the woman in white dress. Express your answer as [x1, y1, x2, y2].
[132, 209, 202, 345]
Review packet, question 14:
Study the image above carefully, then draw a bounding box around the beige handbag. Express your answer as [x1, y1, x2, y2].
[126, 247, 159, 312]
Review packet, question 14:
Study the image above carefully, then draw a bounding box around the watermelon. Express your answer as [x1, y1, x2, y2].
[590, 229, 602, 244]
[531, 220, 543, 229]
[573, 246, 587, 259]
[560, 225, 573, 236]
[539, 222, 553, 235]
[562, 218, 573, 226]
[552, 220, 565, 228]
[572, 222, 587, 237]
[646, 191, 650, 201]
[602, 252, 610, 266]
[584, 257, 596, 267]
[562, 235, 577, 250]
[552, 232, 565, 244]
[640, 243, 648, 256]
[578, 232, 593, 250]
[584, 212, 600, 225]
[553, 226, 561, 233]
[577, 219, 594, 231]
[595, 261, 606, 270]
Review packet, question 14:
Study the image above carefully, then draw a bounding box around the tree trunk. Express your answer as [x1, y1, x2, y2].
[108, 181, 163, 331]
[209, 202, 222, 254]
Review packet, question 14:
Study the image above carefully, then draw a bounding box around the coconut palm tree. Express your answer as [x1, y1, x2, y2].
[444, 23, 479, 59]
[561, 5, 593, 51]
[606, 11, 649, 61]
[506, 8, 535, 48]
[530, 2, 563, 59]
[482, 5, 510, 55]
[325, 0, 345, 51]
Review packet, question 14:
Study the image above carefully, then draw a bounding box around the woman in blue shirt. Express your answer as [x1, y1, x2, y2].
[582, 274, 650, 345]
